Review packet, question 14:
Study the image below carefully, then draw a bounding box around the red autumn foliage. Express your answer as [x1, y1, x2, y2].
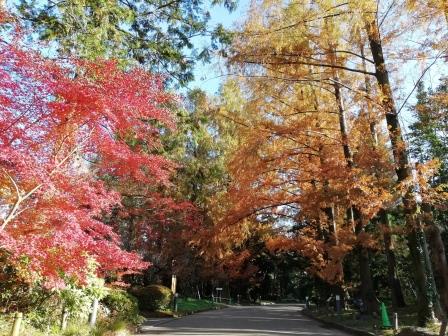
[0, 33, 177, 287]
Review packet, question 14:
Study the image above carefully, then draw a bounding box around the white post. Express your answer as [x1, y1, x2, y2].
[60, 307, 69, 331]
[171, 274, 177, 294]
[394, 312, 399, 331]
[10, 312, 22, 336]
[89, 298, 99, 327]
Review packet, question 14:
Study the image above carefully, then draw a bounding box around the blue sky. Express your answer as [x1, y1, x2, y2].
[189, 1, 250, 95]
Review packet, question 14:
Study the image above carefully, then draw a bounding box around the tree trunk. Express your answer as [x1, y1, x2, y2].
[359, 37, 400, 312]
[359, 37, 405, 310]
[408, 225, 441, 326]
[323, 206, 345, 294]
[365, 16, 438, 326]
[328, 24, 376, 310]
[333, 73, 378, 314]
[358, 243, 378, 313]
[351, 208, 379, 314]
[380, 211, 406, 309]
[422, 203, 448, 332]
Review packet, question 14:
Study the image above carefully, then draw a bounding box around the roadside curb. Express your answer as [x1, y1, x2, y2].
[301, 309, 376, 336]
[173, 304, 228, 318]
[138, 305, 229, 332]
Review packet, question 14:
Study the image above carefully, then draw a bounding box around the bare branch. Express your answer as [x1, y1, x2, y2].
[397, 48, 448, 115]
[241, 4, 350, 36]
[0, 129, 94, 231]
[242, 59, 376, 76]
[0, 170, 23, 231]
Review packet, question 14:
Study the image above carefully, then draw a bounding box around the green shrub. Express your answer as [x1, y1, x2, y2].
[92, 318, 132, 336]
[0, 250, 36, 314]
[62, 323, 91, 336]
[101, 289, 140, 324]
[25, 293, 62, 331]
[109, 319, 127, 331]
[129, 285, 172, 311]
[59, 265, 107, 321]
[0, 314, 13, 336]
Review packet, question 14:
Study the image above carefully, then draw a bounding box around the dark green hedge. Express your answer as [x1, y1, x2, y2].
[129, 285, 172, 311]
[101, 288, 140, 323]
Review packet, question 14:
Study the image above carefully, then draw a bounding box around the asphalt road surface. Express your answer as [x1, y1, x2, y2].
[138, 305, 350, 335]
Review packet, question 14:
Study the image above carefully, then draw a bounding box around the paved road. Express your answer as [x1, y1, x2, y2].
[138, 305, 350, 335]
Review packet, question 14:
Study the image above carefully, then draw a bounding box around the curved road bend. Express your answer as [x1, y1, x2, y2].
[138, 304, 350, 336]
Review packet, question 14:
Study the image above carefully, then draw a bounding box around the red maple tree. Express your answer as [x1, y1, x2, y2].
[0, 27, 176, 287]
